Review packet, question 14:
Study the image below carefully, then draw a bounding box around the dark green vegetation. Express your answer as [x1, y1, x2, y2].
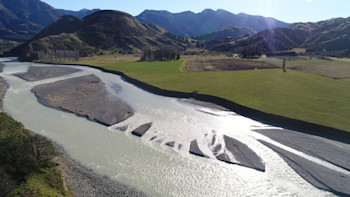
[141, 46, 180, 61]
[69, 55, 350, 133]
[209, 17, 350, 57]
[240, 46, 262, 58]
[136, 9, 289, 37]
[9, 10, 190, 61]
[0, 113, 71, 196]
[192, 26, 257, 41]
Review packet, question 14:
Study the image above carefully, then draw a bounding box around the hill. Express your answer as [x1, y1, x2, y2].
[0, 0, 101, 42]
[192, 26, 257, 41]
[209, 17, 350, 56]
[0, 0, 64, 41]
[9, 10, 188, 61]
[136, 9, 289, 37]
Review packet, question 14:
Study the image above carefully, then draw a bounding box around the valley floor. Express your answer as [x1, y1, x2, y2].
[20, 61, 350, 196]
[66, 55, 350, 133]
[2, 59, 350, 196]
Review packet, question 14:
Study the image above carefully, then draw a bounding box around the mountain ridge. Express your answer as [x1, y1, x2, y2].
[136, 9, 289, 37]
[208, 16, 350, 56]
[0, 0, 63, 41]
[8, 10, 188, 60]
[0, 0, 102, 42]
[192, 26, 257, 41]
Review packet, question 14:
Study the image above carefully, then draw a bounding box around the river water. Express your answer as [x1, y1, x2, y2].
[0, 58, 334, 196]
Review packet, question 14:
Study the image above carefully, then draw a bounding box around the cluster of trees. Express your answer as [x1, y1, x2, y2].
[0, 113, 57, 180]
[141, 46, 180, 61]
[241, 46, 262, 58]
[37, 49, 79, 62]
[0, 40, 20, 55]
[322, 49, 350, 58]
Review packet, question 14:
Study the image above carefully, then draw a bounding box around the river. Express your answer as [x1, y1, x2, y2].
[0, 58, 336, 196]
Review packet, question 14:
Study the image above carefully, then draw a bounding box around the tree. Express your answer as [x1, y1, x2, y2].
[241, 46, 261, 58]
[141, 46, 180, 61]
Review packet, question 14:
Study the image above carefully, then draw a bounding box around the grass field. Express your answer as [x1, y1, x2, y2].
[261, 57, 350, 79]
[69, 55, 350, 132]
[74, 59, 185, 75]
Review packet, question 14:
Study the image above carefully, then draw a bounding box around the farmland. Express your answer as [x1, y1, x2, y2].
[262, 57, 350, 79]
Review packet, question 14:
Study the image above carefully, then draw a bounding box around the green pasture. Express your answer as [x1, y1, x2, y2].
[261, 57, 350, 79]
[74, 60, 185, 75]
[69, 56, 350, 132]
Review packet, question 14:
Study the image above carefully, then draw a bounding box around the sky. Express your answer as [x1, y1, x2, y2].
[41, 0, 350, 23]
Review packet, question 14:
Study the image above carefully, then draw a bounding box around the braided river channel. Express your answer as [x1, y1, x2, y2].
[1, 58, 349, 196]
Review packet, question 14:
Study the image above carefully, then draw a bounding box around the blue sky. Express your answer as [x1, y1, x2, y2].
[41, 0, 350, 23]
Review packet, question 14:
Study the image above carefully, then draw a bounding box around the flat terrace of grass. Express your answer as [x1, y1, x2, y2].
[136, 70, 350, 132]
[261, 57, 350, 79]
[74, 60, 185, 75]
[69, 56, 350, 132]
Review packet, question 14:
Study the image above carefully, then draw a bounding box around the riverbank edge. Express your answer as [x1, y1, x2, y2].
[0, 77, 8, 112]
[0, 65, 145, 197]
[51, 62, 350, 144]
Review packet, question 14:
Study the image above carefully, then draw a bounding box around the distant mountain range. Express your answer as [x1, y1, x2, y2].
[209, 17, 350, 56]
[9, 10, 188, 60]
[136, 9, 289, 37]
[0, 0, 99, 42]
[2, 0, 350, 58]
[0, 0, 289, 45]
[58, 8, 101, 18]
